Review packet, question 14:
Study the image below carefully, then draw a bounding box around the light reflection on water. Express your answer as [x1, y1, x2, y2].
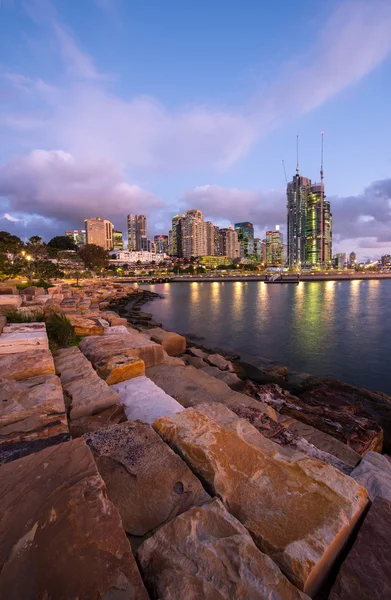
[142, 280, 391, 394]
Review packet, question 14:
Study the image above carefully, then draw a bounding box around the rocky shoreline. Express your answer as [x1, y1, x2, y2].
[0, 280, 391, 599]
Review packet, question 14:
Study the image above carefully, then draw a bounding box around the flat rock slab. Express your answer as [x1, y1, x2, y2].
[351, 450, 391, 501]
[54, 346, 120, 419]
[257, 383, 383, 457]
[0, 316, 6, 334]
[0, 349, 54, 380]
[0, 331, 48, 354]
[96, 353, 145, 385]
[70, 404, 127, 438]
[103, 325, 130, 335]
[0, 373, 69, 464]
[111, 376, 184, 424]
[149, 327, 186, 356]
[85, 421, 209, 536]
[0, 438, 148, 599]
[329, 497, 391, 600]
[137, 498, 307, 600]
[207, 353, 233, 371]
[154, 406, 369, 597]
[300, 377, 391, 452]
[2, 322, 46, 334]
[65, 313, 105, 335]
[80, 331, 164, 368]
[0, 295, 22, 314]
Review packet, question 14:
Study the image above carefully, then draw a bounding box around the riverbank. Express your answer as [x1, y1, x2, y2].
[1, 280, 391, 598]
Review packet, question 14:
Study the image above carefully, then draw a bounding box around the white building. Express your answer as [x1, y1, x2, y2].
[182, 209, 208, 258]
[111, 251, 169, 264]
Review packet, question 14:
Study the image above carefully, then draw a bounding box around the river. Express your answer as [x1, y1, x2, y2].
[141, 280, 391, 395]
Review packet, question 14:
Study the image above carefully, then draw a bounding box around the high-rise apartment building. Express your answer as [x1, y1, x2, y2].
[214, 225, 221, 256]
[65, 229, 86, 245]
[171, 214, 185, 257]
[154, 234, 169, 254]
[265, 229, 284, 266]
[113, 230, 124, 251]
[127, 214, 147, 251]
[205, 221, 216, 256]
[287, 172, 332, 268]
[182, 209, 207, 258]
[234, 222, 254, 257]
[84, 218, 114, 250]
[219, 228, 240, 259]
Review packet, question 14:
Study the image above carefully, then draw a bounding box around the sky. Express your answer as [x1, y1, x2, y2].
[0, 0, 391, 259]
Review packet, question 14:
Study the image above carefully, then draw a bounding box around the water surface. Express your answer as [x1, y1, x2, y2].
[142, 280, 391, 394]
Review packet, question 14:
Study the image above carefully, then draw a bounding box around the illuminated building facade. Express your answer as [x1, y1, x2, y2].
[234, 222, 254, 257]
[171, 214, 185, 257]
[65, 229, 86, 245]
[113, 230, 124, 251]
[265, 229, 284, 266]
[154, 234, 169, 254]
[84, 218, 114, 251]
[182, 209, 207, 258]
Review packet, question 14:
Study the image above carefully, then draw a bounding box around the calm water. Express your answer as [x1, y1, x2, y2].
[142, 280, 391, 395]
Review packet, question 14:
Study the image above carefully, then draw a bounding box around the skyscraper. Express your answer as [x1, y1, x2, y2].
[84, 218, 113, 250]
[127, 214, 147, 251]
[219, 228, 240, 259]
[234, 222, 254, 257]
[182, 209, 207, 258]
[154, 234, 169, 254]
[205, 221, 216, 256]
[265, 229, 284, 266]
[113, 230, 124, 251]
[171, 214, 185, 257]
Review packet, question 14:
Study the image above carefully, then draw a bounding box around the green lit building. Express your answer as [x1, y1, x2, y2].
[234, 222, 254, 257]
[171, 214, 185, 257]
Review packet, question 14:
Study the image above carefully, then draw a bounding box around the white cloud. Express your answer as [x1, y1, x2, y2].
[2, 213, 20, 222]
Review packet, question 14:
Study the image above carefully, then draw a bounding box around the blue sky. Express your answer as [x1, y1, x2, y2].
[1, 0, 391, 258]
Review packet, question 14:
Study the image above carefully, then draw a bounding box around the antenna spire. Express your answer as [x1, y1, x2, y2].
[296, 135, 299, 174]
[320, 131, 324, 183]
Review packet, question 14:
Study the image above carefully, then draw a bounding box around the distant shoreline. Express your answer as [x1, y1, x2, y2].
[124, 272, 391, 284]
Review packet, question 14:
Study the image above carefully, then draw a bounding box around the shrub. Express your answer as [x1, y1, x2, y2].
[45, 313, 82, 350]
[4, 308, 45, 323]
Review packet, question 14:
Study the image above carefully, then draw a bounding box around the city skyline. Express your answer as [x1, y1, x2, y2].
[1, 1, 391, 259]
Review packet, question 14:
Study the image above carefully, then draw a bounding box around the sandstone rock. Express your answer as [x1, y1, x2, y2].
[188, 346, 208, 360]
[103, 325, 130, 335]
[96, 354, 145, 385]
[207, 353, 233, 371]
[0, 330, 49, 355]
[0, 349, 54, 380]
[300, 377, 391, 452]
[65, 313, 105, 336]
[112, 375, 184, 424]
[137, 498, 307, 600]
[54, 346, 120, 419]
[154, 407, 369, 596]
[257, 383, 383, 456]
[0, 294, 22, 314]
[149, 327, 186, 356]
[266, 365, 289, 379]
[0, 285, 17, 294]
[85, 421, 209, 537]
[0, 316, 6, 334]
[0, 438, 149, 599]
[162, 349, 186, 366]
[329, 497, 391, 600]
[70, 404, 127, 437]
[201, 365, 242, 387]
[2, 322, 46, 334]
[182, 353, 207, 368]
[0, 374, 69, 464]
[22, 285, 46, 296]
[80, 331, 164, 368]
[351, 450, 391, 501]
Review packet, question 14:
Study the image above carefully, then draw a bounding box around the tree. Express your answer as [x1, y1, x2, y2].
[78, 244, 109, 270]
[0, 231, 24, 255]
[48, 236, 77, 250]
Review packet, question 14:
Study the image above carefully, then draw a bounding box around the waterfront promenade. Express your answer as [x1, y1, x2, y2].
[122, 272, 391, 284]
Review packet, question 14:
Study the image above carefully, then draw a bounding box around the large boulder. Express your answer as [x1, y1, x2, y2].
[65, 313, 105, 336]
[0, 374, 69, 464]
[0, 294, 22, 314]
[147, 364, 360, 473]
[257, 383, 383, 456]
[80, 331, 164, 368]
[154, 406, 369, 596]
[329, 497, 391, 600]
[137, 498, 307, 600]
[22, 286, 46, 296]
[0, 349, 54, 380]
[0, 438, 148, 599]
[2, 322, 46, 334]
[85, 421, 209, 537]
[95, 354, 145, 385]
[149, 327, 186, 356]
[207, 353, 233, 371]
[111, 375, 184, 424]
[0, 330, 48, 355]
[54, 346, 120, 419]
[351, 450, 391, 501]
